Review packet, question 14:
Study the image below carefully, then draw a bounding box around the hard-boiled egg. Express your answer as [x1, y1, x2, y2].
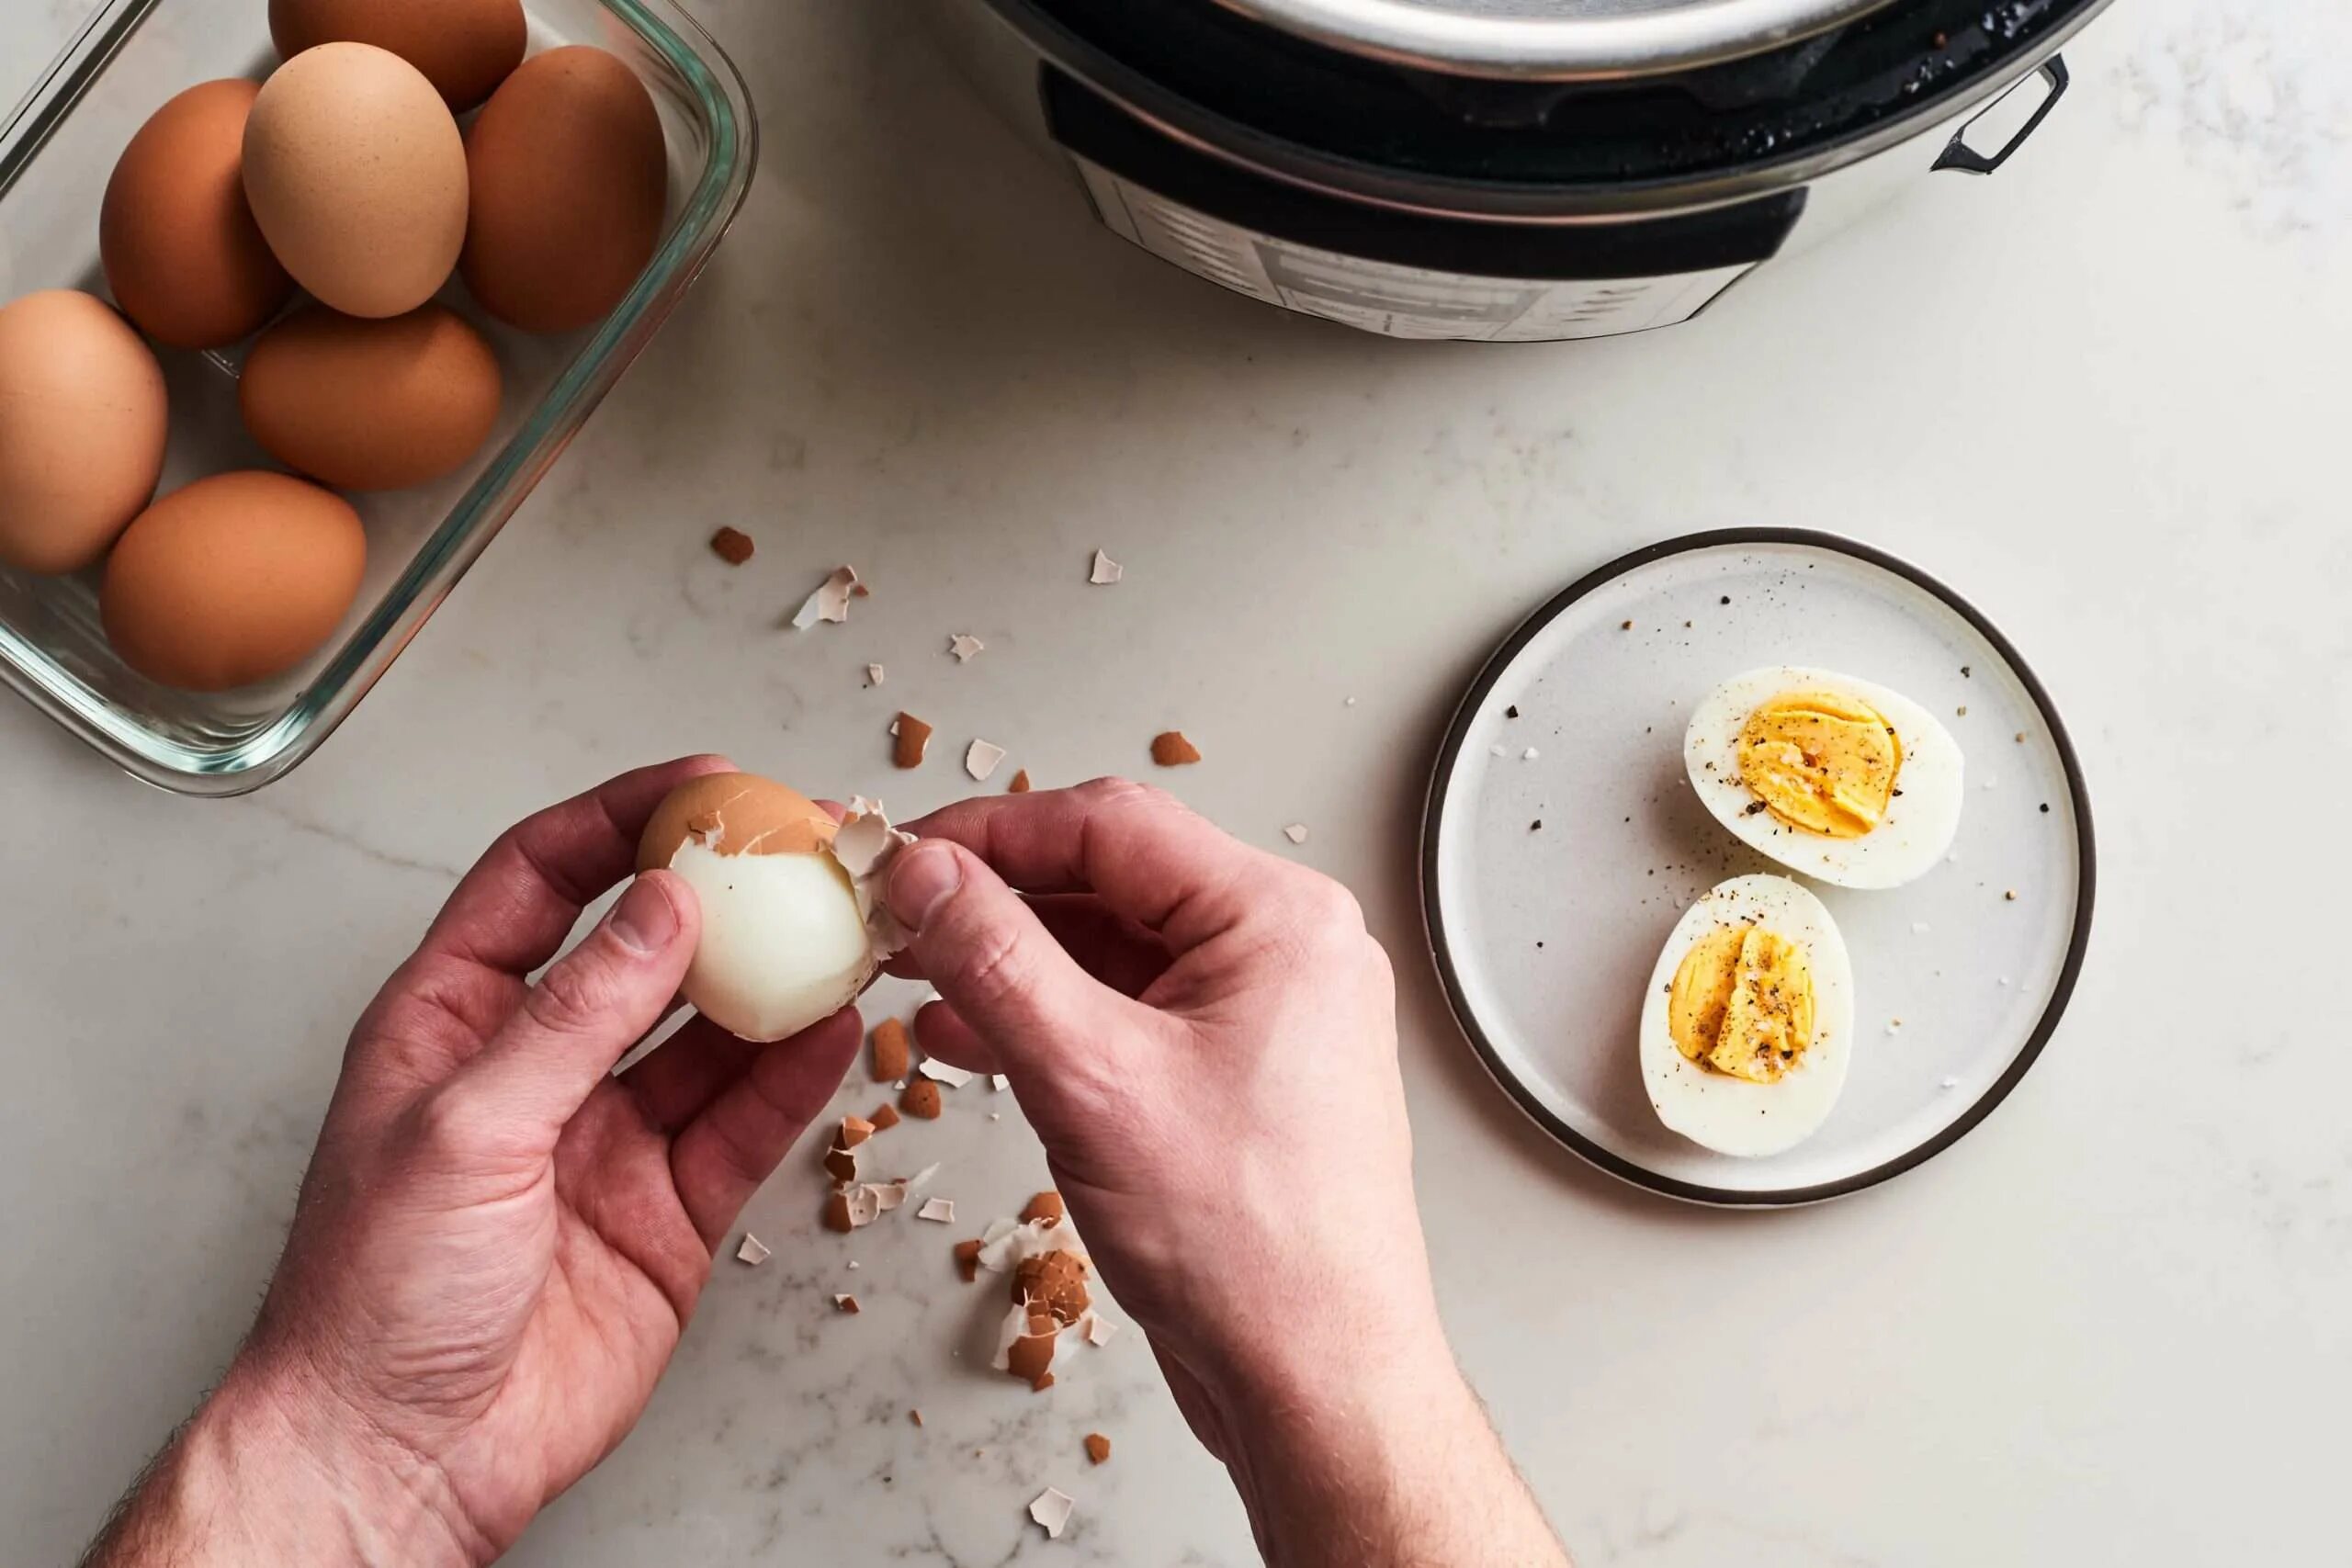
[1685, 665, 1962, 890]
[636, 774, 911, 1043]
[1640, 874, 1855, 1158]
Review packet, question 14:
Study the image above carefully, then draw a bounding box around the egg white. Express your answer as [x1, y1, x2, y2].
[1684, 665, 1963, 890]
[1640, 874, 1857, 1159]
[666, 840, 874, 1043]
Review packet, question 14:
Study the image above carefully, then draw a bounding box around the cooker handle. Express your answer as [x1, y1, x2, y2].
[1933, 56, 2070, 176]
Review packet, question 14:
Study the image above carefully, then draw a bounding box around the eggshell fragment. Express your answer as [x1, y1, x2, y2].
[953, 1239, 983, 1282]
[966, 739, 1007, 782]
[1013, 1250, 1091, 1326]
[1084, 1433, 1111, 1464]
[871, 1018, 912, 1081]
[709, 526, 753, 565]
[0, 291, 167, 575]
[1009, 770, 1032, 794]
[1029, 1488, 1075, 1539]
[269, 0, 526, 111]
[869, 1102, 900, 1132]
[918, 1058, 974, 1089]
[735, 1234, 771, 1266]
[1090, 549, 1122, 585]
[833, 1294, 861, 1314]
[101, 80, 292, 349]
[100, 472, 365, 691]
[461, 46, 668, 333]
[917, 1197, 956, 1224]
[243, 43, 468, 319]
[1020, 1190, 1065, 1227]
[900, 1079, 942, 1120]
[1152, 731, 1202, 766]
[891, 714, 933, 768]
[240, 304, 502, 491]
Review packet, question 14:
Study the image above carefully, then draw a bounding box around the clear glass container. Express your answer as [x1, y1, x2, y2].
[0, 0, 757, 795]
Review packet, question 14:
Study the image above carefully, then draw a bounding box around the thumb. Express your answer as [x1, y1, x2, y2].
[888, 840, 1127, 1076]
[440, 871, 701, 1145]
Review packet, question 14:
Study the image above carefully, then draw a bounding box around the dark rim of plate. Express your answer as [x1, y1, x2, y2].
[1419, 527, 2097, 1207]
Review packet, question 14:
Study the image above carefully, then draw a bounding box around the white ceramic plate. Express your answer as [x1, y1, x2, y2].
[1421, 531, 2094, 1205]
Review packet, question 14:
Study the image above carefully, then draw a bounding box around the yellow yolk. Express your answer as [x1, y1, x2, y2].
[1735, 690, 1904, 838]
[1667, 924, 1816, 1084]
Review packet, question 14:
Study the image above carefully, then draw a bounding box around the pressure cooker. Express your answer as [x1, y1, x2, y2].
[924, 0, 2114, 341]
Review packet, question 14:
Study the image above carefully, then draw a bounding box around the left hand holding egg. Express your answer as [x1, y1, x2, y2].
[127, 758, 860, 1562]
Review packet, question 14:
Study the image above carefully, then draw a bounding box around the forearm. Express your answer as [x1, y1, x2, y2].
[81, 1360, 482, 1568]
[1222, 1348, 1571, 1568]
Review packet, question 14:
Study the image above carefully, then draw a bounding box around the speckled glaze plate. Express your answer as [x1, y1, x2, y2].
[1421, 530, 2094, 1205]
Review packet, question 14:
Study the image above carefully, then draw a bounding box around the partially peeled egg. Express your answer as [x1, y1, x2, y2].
[636, 773, 911, 1043]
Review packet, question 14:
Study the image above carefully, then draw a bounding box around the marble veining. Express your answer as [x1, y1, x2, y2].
[2, 2, 2346, 1564]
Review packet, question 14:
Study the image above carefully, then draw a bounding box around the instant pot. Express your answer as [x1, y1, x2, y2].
[926, 0, 2113, 341]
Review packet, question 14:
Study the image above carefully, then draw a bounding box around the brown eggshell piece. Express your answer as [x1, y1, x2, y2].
[461, 46, 668, 334]
[892, 713, 933, 770]
[100, 80, 292, 350]
[0, 291, 167, 576]
[870, 1017, 912, 1082]
[241, 304, 503, 491]
[1084, 1433, 1111, 1465]
[953, 1239, 983, 1283]
[1020, 1190, 1066, 1228]
[100, 472, 366, 691]
[243, 42, 468, 320]
[869, 1102, 901, 1132]
[1013, 1250, 1091, 1326]
[1007, 1319, 1057, 1391]
[1151, 731, 1203, 766]
[270, 0, 526, 112]
[900, 1079, 943, 1121]
[636, 773, 836, 874]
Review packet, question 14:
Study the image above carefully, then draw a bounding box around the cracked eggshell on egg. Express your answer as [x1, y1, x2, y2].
[1684, 666, 1963, 890]
[638, 773, 882, 1043]
[1640, 875, 1856, 1159]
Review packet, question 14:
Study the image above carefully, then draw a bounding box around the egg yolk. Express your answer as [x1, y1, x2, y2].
[1667, 924, 1816, 1084]
[1736, 691, 1903, 838]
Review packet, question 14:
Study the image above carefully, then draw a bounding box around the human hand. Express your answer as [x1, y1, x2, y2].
[85, 758, 860, 1567]
[888, 781, 1566, 1567]
[886, 782, 1441, 1445]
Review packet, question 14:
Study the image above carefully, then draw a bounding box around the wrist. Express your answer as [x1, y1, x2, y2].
[162, 1358, 484, 1568]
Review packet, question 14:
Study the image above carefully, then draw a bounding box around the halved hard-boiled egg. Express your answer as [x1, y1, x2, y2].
[1641, 874, 1856, 1157]
[1685, 666, 1962, 890]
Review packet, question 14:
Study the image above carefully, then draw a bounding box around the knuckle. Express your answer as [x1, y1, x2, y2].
[405, 1084, 498, 1158]
[522, 951, 620, 1038]
[953, 919, 1038, 1010]
[1289, 872, 1367, 936]
[1077, 775, 1161, 814]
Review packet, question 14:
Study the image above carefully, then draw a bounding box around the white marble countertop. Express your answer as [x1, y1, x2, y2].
[5, 2, 2346, 1562]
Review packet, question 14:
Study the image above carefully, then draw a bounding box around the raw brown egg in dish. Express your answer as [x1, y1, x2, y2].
[269, 0, 526, 113]
[242, 304, 503, 491]
[637, 775, 912, 1043]
[101, 472, 366, 691]
[243, 42, 469, 320]
[0, 290, 168, 575]
[462, 46, 669, 333]
[100, 80, 293, 350]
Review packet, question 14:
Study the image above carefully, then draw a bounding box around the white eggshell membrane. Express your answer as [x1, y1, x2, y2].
[1685, 665, 1963, 890]
[1640, 874, 1857, 1158]
[665, 840, 873, 1043]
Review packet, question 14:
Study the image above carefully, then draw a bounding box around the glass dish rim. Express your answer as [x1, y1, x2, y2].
[0, 0, 760, 798]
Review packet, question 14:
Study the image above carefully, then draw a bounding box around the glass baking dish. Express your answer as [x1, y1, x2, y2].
[0, 0, 755, 795]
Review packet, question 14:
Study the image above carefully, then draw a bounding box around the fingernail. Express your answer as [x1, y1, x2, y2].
[888, 840, 963, 931]
[611, 875, 680, 954]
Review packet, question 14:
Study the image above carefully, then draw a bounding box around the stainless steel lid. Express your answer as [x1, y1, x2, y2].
[1205, 0, 1901, 79]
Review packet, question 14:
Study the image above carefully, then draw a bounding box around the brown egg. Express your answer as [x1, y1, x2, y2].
[269, 0, 526, 112]
[636, 773, 836, 873]
[101, 472, 366, 691]
[462, 47, 668, 334]
[241, 304, 503, 491]
[0, 290, 168, 575]
[101, 81, 293, 350]
[243, 43, 468, 320]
